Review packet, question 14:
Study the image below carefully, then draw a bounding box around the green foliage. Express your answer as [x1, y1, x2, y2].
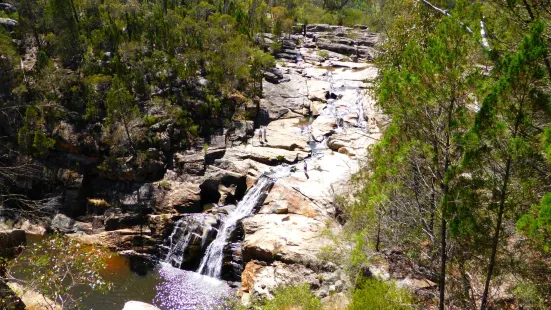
[8, 235, 112, 309]
[350, 277, 414, 310]
[512, 281, 546, 309]
[17, 106, 56, 157]
[517, 194, 551, 252]
[257, 284, 322, 310]
[317, 50, 329, 60]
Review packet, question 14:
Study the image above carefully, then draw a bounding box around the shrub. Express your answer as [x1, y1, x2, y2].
[349, 277, 414, 310]
[318, 50, 329, 60]
[260, 284, 322, 310]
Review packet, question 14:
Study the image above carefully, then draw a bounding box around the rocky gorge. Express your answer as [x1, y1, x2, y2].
[2, 24, 391, 309]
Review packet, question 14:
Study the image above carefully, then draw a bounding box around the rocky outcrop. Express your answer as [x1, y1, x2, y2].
[153, 181, 201, 213]
[241, 260, 349, 300]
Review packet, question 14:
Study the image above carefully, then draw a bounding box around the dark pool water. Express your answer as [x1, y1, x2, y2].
[12, 234, 230, 310]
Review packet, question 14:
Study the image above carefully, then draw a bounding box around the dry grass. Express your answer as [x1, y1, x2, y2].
[87, 198, 110, 208]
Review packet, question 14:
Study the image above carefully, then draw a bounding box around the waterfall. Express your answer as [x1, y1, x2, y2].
[196, 165, 292, 278]
[163, 214, 218, 269]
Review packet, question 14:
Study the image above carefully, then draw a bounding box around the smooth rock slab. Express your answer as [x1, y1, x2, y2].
[122, 301, 161, 310]
[242, 214, 329, 266]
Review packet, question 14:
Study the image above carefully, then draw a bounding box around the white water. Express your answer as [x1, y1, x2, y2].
[163, 214, 216, 269]
[196, 165, 291, 278]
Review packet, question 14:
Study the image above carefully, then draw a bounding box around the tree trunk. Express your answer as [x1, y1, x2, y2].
[439, 218, 447, 310]
[480, 99, 524, 309]
[439, 96, 455, 310]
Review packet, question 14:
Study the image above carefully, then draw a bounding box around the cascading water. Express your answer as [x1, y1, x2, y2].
[163, 214, 218, 269]
[196, 165, 292, 278]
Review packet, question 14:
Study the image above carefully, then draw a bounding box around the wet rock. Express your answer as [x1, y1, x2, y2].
[163, 214, 219, 269]
[119, 250, 156, 276]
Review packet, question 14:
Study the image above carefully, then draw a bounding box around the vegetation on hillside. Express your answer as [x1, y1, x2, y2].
[336, 0, 551, 309]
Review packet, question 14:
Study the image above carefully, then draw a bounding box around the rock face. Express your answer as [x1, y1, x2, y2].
[237, 29, 384, 301]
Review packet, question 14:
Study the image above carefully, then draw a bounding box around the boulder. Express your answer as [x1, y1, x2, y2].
[18, 220, 46, 236]
[68, 228, 156, 252]
[51, 214, 76, 232]
[0, 3, 16, 13]
[264, 71, 280, 84]
[122, 301, 161, 310]
[7, 283, 60, 310]
[0, 18, 17, 30]
[317, 42, 357, 56]
[310, 115, 337, 141]
[310, 101, 326, 116]
[105, 213, 145, 231]
[327, 128, 374, 158]
[262, 73, 309, 120]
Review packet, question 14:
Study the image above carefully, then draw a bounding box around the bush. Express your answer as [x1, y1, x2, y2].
[318, 50, 329, 60]
[258, 284, 322, 310]
[349, 277, 414, 310]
